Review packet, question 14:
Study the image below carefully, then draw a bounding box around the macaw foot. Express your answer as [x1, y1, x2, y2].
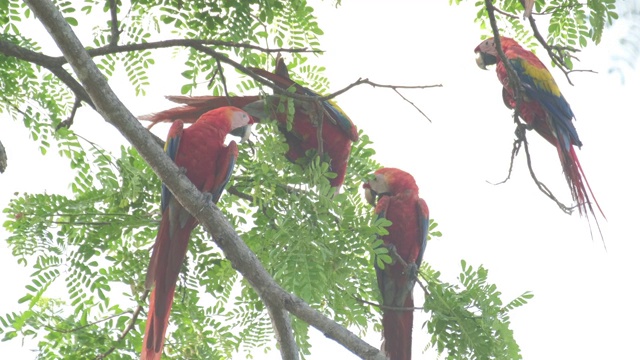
[514, 123, 527, 141]
[384, 244, 408, 268]
[384, 244, 398, 264]
[385, 244, 419, 278]
[405, 262, 418, 282]
[202, 192, 214, 204]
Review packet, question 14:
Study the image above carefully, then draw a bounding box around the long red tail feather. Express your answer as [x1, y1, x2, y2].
[139, 96, 260, 129]
[141, 216, 194, 360]
[381, 297, 414, 360]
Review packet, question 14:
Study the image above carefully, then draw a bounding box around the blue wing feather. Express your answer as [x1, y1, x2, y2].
[210, 141, 238, 204]
[510, 58, 582, 148]
[299, 86, 357, 142]
[416, 199, 429, 270]
[161, 121, 183, 213]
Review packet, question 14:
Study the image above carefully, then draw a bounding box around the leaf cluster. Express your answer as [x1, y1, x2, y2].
[423, 260, 533, 360]
[0, 0, 598, 358]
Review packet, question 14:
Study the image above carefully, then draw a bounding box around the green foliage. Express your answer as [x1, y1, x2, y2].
[463, 0, 618, 69]
[423, 260, 533, 359]
[0, 0, 595, 358]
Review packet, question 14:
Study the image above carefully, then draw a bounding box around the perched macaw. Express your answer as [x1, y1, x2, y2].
[139, 56, 358, 192]
[363, 168, 429, 360]
[141, 106, 253, 360]
[474, 36, 604, 220]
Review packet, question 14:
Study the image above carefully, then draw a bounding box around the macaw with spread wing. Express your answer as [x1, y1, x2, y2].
[363, 168, 429, 360]
[141, 106, 253, 360]
[474, 36, 604, 221]
[139, 56, 358, 192]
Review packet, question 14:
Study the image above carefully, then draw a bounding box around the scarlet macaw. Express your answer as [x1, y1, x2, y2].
[141, 106, 253, 360]
[363, 168, 429, 360]
[139, 57, 358, 192]
[474, 36, 604, 220]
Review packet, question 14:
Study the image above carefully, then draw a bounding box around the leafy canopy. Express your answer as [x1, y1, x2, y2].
[0, 0, 617, 359]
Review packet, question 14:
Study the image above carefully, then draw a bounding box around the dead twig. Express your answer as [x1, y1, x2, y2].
[56, 97, 82, 130]
[94, 291, 148, 360]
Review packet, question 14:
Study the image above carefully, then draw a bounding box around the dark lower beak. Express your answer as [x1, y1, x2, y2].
[475, 51, 497, 70]
[364, 187, 377, 207]
[230, 124, 252, 143]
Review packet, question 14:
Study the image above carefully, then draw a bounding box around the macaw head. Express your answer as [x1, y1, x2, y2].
[474, 36, 519, 69]
[363, 167, 418, 206]
[198, 106, 254, 142]
[230, 108, 255, 143]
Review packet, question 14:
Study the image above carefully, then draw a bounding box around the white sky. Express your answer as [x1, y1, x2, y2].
[1, 0, 639, 359]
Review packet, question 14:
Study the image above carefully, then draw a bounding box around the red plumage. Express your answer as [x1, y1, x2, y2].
[364, 168, 429, 360]
[139, 57, 358, 191]
[141, 107, 252, 360]
[475, 37, 604, 225]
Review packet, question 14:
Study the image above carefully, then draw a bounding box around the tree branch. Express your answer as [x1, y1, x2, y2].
[95, 295, 148, 360]
[56, 97, 81, 130]
[0, 38, 316, 109]
[107, 0, 120, 46]
[24, 1, 386, 359]
[45, 310, 131, 334]
[0, 38, 95, 108]
[0, 41, 164, 146]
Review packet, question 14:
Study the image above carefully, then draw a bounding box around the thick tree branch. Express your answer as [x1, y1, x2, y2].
[0, 40, 165, 145]
[0, 38, 94, 108]
[193, 43, 442, 111]
[24, 0, 386, 359]
[1, 37, 434, 125]
[0, 38, 316, 110]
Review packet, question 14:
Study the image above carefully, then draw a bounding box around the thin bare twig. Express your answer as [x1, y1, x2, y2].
[52, 220, 112, 226]
[493, 6, 519, 19]
[486, 131, 523, 185]
[56, 97, 82, 130]
[226, 185, 254, 202]
[216, 59, 230, 98]
[327, 78, 443, 103]
[107, 0, 120, 46]
[45, 310, 132, 334]
[393, 88, 432, 122]
[95, 293, 148, 360]
[521, 130, 572, 214]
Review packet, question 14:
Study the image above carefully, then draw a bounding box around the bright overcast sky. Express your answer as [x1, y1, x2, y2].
[1, 0, 639, 359]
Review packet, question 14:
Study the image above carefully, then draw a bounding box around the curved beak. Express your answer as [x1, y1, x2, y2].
[475, 51, 497, 70]
[230, 124, 253, 143]
[363, 185, 377, 207]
